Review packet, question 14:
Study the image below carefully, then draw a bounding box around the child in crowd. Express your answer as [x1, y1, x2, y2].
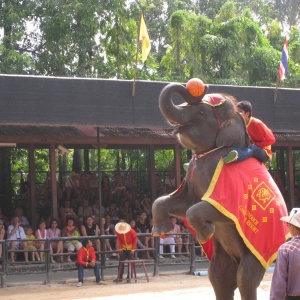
[25, 226, 40, 261]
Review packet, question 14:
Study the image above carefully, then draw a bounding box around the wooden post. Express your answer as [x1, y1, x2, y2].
[29, 145, 36, 228]
[174, 143, 181, 188]
[50, 144, 58, 219]
[132, 11, 143, 97]
[149, 145, 156, 202]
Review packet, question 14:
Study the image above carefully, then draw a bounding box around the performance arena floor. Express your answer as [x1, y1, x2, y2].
[1, 272, 272, 300]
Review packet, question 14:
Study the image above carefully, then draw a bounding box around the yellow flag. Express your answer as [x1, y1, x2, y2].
[139, 14, 151, 63]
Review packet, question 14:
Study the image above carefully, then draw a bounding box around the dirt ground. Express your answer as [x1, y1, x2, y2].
[0, 272, 273, 300]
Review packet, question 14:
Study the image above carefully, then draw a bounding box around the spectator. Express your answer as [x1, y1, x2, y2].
[169, 217, 183, 257]
[101, 175, 113, 208]
[80, 215, 100, 260]
[104, 215, 117, 258]
[135, 212, 151, 259]
[165, 171, 176, 194]
[120, 199, 132, 223]
[159, 217, 179, 259]
[25, 226, 40, 262]
[132, 199, 143, 220]
[107, 203, 120, 225]
[129, 219, 147, 259]
[64, 172, 80, 202]
[7, 216, 29, 264]
[270, 208, 300, 299]
[0, 207, 9, 227]
[111, 172, 126, 205]
[125, 172, 137, 198]
[35, 219, 48, 261]
[154, 173, 165, 198]
[44, 173, 63, 208]
[47, 218, 64, 263]
[62, 217, 82, 262]
[114, 222, 137, 282]
[100, 217, 114, 260]
[77, 197, 93, 225]
[79, 172, 90, 199]
[92, 199, 105, 224]
[0, 220, 5, 259]
[13, 207, 30, 228]
[21, 180, 40, 215]
[89, 172, 99, 202]
[141, 197, 152, 218]
[159, 236, 176, 259]
[181, 223, 191, 256]
[76, 239, 103, 287]
[60, 200, 78, 226]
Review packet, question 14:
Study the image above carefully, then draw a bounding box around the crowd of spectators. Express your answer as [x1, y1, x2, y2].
[0, 171, 191, 263]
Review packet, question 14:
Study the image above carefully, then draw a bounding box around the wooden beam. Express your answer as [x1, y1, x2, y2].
[149, 145, 156, 202]
[0, 135, 177, 146]
[28, 145, 36, 229]
[50, 144, 58, 219]
[287, 146, 295, 210]
[174, 143, 181, 189]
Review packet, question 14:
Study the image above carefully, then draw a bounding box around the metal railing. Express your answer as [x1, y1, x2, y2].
[0, 233, 206, 287]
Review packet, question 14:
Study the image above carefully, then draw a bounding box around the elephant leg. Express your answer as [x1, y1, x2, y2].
[209, 242, 237, 300]
[152, 183, 192, 236]
[236, 254, 265, 300]
[186, 201, 224, 243]
[152, 195, 174, 236]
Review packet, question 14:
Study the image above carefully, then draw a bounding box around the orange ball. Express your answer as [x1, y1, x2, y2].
[186, 78, 206, 97]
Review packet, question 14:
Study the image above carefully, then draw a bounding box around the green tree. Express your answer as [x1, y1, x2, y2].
[275, 0, 300, 29]
[34, 0, 103, 77]
[0, 0, 35, 73]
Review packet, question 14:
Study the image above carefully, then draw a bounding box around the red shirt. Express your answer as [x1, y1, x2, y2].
[116, 229, 137, 251]
[247, 117, 276, 158]
[77, 246, 96, 266]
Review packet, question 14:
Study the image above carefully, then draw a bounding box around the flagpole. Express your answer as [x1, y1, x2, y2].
[132, 11, 143, 97]
[274, 73, 280, 102]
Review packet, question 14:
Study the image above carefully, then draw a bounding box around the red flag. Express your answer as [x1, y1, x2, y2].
[278, 37, 288, 82]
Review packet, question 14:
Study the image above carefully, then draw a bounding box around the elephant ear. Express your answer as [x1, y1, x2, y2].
[215, 95, 250, 148]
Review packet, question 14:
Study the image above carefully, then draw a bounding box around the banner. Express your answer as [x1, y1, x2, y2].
[139, 14, 151, 63]
[278, 37, 288, 82]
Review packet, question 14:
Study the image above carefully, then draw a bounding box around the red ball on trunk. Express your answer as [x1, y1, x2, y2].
[186, 78, 205, 97]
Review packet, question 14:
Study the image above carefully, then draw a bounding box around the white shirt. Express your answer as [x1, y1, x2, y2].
[7, 225, 26, 240]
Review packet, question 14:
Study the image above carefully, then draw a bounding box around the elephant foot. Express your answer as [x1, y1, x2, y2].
[152, 220, 173, 237]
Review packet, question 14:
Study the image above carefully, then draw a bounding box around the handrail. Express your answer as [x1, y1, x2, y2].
[0, 232, 206, 287]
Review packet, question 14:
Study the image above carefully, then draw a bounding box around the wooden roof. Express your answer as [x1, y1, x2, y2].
[1, 74, 300, 147]
[0, 124, 175, 147]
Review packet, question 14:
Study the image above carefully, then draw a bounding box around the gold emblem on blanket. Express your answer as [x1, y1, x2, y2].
[251, 182, 275, 211]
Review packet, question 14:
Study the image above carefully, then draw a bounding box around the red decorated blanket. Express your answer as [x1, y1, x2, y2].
[202, 157, 289, 269]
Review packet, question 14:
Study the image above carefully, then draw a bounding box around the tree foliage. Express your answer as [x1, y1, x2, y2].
[0, 0, 299, 86]
[1, 0, 300, 203]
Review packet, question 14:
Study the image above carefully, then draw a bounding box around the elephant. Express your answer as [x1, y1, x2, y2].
[151, 82, 288, 300]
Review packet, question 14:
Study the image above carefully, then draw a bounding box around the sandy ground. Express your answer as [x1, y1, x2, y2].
[0, 272, 273, 300]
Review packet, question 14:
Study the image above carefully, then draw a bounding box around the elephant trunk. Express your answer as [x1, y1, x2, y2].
[159, 83, 196, 125]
